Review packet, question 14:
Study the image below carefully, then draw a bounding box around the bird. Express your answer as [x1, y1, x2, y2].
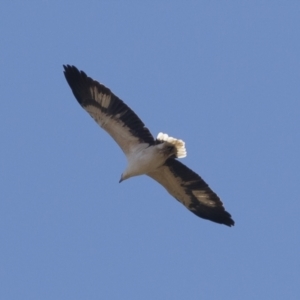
[63, 65, 234, 227]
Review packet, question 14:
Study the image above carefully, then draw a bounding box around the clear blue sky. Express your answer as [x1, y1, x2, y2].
[1, 2, 299, 299]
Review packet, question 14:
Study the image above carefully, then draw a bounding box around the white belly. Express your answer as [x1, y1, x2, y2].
[126, 145, 166, 177]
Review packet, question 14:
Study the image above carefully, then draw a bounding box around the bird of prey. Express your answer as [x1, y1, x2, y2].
[63, 65, 234, 227]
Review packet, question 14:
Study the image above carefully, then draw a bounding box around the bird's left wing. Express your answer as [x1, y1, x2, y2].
[147, 159, 234, 226]
[63, 65, 155, 156]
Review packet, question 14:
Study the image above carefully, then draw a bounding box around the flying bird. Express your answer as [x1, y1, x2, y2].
[63, 65, 234, 227]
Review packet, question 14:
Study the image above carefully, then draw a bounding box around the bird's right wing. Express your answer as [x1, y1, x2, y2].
[147, 159, 234, 226]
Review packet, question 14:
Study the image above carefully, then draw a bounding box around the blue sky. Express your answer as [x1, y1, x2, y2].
[1, 2, 300, 299]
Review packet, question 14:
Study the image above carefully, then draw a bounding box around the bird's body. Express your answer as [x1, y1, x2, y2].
[122, 144, 168, 181]
[63, 65, 234, 227]
[121, 133, 186, 181]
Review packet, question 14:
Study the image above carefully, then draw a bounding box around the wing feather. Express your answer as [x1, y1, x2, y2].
[148, 159, 234, 226]
[63, 65, 154, 156]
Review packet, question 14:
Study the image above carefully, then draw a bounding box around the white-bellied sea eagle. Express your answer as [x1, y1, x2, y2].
[63, 65, 234, 227]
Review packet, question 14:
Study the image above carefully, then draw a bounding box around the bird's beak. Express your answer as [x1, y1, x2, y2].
[119, 175, 123, 183]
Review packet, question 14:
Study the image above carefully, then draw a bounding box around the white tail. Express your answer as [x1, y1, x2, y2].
[157, 132, 187, 158]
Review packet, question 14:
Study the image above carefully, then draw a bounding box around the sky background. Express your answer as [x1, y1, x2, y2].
[1, 1, 300, 299]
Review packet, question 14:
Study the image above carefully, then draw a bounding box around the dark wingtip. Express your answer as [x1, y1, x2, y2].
[63, 65, 91, 106]
[63, 64, 73, 73]
[63, 65, 85, 78]
[218, 210, 235, 227]
[196, 210, 235, 227]
[63, 64, 86, 77]
[224, 215, 235, 227]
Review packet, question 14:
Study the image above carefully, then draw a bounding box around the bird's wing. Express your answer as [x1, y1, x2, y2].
[147, 159, 234, 226]
[63, 65, 155, 156]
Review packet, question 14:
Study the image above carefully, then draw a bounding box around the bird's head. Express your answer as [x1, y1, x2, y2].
[119, 174, 124, 183]
[119, 172, 130, 183]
